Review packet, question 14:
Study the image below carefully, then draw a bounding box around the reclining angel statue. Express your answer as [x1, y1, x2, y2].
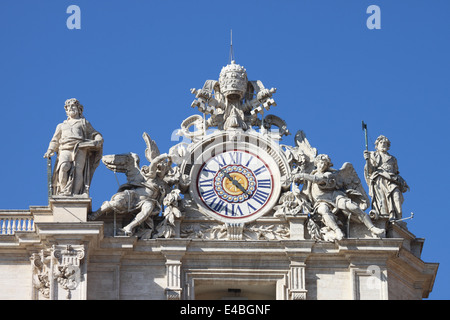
[293, 154, 385, 241]
[88, 133, 184, 237]
[282, 131, 384, 241]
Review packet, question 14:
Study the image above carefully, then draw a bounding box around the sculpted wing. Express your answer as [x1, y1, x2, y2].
[335, 162, 370, 210]
[293, 130, 317, 174]
[102, 153, 140, 173]
[143, 132, 160, 163]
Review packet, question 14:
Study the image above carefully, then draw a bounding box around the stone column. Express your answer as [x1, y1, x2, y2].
[165, 261, 183, 300]
[158, 239, 190, 300]
[288, 261, 307, 300]
[283, 241, 312, 300]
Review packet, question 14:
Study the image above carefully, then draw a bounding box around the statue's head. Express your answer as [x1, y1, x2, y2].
[219, 61, 248, 100]
[375, 135, 391, 151]
[64, 98, 83, 118]
[314, 154, 333, 171]
[152, 158, 170, 180]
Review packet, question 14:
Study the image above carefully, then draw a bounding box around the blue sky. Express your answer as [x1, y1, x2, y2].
[0, 0, 448, 299]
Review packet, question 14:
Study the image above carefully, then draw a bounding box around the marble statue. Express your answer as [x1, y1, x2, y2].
[44, 98, 103, 196]
[283, 130, 318, 175]
[273, 184, 312, 218]
[293, 154, 385, 241]
[364, 135, 409, 221]
[88, 133, 185, 237]
[189, 60, 283, 135]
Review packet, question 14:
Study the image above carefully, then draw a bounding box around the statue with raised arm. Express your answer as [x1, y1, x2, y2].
[43, 98, 103, 196]
[294, 154, 385, 241]
[364, 135, 409, 221]
[89, 133, 187, 237]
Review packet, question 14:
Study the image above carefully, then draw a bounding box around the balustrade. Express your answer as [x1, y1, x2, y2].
[0, 211, 34, 235]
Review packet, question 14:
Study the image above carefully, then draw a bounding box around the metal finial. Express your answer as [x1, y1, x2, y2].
[229, 29, 235, 63]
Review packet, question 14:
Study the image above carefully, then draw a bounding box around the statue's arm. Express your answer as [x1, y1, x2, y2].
[293, 172, 328, 185]
[363, 151, 376, 175]
[43, 124, 62, 158]
[85, 120, 103, 146]
[393, 156, 400, 174]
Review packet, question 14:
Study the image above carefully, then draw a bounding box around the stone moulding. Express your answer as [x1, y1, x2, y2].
[0, 217, 437, 300]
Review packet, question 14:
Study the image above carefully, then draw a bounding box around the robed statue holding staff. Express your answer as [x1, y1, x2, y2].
[44, 98, 103, 196]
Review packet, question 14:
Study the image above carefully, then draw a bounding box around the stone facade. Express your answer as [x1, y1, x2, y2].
[0, 203, 438, 300]
[0, 59, 438, 300]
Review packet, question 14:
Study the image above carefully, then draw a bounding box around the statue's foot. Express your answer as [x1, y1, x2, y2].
[119, 227, 133, 236]
[335, 228, 344, 240]
[370, 226, 385, 237]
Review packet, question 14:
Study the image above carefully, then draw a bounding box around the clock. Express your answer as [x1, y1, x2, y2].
[191, 147, 281, 224]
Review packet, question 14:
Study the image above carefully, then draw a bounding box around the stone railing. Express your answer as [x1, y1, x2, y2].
[0, 210, 35, 235]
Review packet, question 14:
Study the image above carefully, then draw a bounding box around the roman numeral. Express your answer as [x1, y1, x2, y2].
[229, 152, 243, 164]
[258, 179, 271, 189]
[245, 156, 254, 167]
[247, 202, 257, 213]
[212, 154, 227, 168]
[199, 178, 213, 188]
[230, 204, 244, 217]
[253, 189, 269, 205]
[207, 197, 218, 209]
[213, 199, 225, 212]
[202, 167, 216, 174]
[200, 189, 216, 201]
[253, 165, 267, 176]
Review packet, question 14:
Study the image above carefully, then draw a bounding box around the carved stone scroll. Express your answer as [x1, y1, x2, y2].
[30, 245, 85, 300]
[52, 244, 85, 299]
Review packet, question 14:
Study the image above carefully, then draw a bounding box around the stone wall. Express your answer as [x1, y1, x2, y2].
[0, 206, 438, 300]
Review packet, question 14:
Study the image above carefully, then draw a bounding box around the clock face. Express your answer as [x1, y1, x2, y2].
[196, 150, 274, 220]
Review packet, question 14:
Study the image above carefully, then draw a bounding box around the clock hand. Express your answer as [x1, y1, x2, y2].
[220, 169, 248, 195]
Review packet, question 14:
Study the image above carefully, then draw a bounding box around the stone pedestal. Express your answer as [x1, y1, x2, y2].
[31, 195, 100, 300]
[49, 196, 91, 223]
[286, 215, 308, 240]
